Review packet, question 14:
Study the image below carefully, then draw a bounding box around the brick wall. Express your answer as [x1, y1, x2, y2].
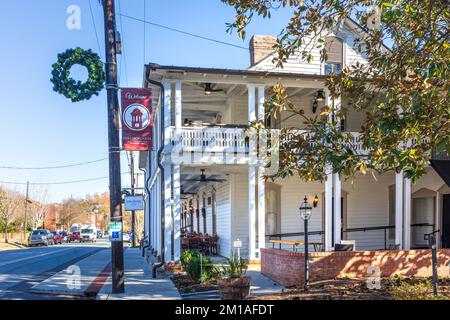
[261, 248, 450, 287]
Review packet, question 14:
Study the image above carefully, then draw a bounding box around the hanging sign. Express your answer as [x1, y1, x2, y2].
[121, 88, 153, 150]
[124, 195, 144, 211]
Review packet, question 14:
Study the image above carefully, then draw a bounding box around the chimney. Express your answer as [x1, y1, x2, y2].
[249, 35, 278, 67]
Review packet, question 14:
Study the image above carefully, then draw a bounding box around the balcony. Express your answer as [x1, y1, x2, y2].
[166, 126, 368, 165]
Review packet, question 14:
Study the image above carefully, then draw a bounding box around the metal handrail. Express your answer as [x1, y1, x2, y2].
[266, 223, 435, 250]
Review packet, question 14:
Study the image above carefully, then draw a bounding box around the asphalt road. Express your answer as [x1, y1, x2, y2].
[0, 238, 112, 300]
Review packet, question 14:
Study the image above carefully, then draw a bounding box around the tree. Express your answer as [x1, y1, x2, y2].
[28, 188, 51, 230]
[60, 197, 90, 230]
[222, 0, 449, 183]
[85, 192, 110, 230]
[0, 188, 22, 243]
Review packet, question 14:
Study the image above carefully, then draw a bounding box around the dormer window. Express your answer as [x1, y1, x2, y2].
[325, 37, 343, 75]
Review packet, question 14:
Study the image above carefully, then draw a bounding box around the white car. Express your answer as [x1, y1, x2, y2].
[80, 228, 97, 242]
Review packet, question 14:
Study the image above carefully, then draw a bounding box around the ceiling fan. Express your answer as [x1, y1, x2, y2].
[200, 83, 224, 95]
[184, 169, 227, 183]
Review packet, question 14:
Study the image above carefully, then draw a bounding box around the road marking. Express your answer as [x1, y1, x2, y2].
[0, 247, 74, 268]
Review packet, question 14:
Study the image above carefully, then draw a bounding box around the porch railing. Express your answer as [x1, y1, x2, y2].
[265, 223, 435, 251]
[169, 127, 369, 156]
[169, 126, 248, 154]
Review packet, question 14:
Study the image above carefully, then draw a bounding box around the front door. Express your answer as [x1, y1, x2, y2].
[442, 194, 450, 248]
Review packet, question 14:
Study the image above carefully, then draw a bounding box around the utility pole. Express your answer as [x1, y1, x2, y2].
[130, 151, 136, 248]
[102, 0, 124, 293]
[23, 181, 29, 243]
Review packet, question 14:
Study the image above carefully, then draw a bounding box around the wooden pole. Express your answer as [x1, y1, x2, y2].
[102, 0, 124, 294]
[130, 151, 136, 248]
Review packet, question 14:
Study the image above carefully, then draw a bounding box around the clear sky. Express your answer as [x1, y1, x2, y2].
[0, 0, 292, 203]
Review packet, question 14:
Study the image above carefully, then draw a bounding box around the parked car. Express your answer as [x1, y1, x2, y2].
[80, 227, 97, 242]
[67, 231, 80, 242]
[28, 229, 54, 246]
[122, 232, 131, 242]
[52, 231, 64, 244]
[60, 231, 69, 242]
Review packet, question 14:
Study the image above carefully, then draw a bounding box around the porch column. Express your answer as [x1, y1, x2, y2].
[325, 169, 333, 251]
[173, 165, 181, 261]
[163, 165, 172, 261]
[333, 173, 342, 245]
[174, 80, 182, 129]
[257, 85, 266, 255]
[395, 171, 404, 248]
[163, 81, 172, 146]
[333, 89, 342, 245]
[403, 177, 412, 249]
[324, 88, 334, 251]
[248, 84, 257, 260]
[172, 80, 182, 261]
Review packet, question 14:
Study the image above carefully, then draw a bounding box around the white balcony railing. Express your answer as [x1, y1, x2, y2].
[169, 126, 248, 154]
[167, 127, 368, 162]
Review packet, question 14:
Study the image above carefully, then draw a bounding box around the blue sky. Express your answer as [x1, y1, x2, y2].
[0, 0, 292, 203]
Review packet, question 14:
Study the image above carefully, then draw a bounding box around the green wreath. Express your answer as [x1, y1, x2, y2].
[51, 47, 105, 102]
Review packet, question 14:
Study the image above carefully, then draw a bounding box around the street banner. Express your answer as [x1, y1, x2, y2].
[121, 88, 153, 150]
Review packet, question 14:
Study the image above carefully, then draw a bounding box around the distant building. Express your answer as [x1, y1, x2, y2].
[44, 204, 62, 231]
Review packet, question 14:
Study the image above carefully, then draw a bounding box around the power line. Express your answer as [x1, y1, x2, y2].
[0, 158, 109, 170]
[0, 151, 128, 170]
[143, 0, 146, 65]
[88, 0, 103, 57]
[0, 172, 130, 186]
[118, 13, 249, 51]
[117, 0, 129, 86]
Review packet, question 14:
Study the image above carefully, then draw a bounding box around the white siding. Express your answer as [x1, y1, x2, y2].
[249, 26, 368, 75]
[216, 181, 232, 256]
[342, 172, 394, 250]
[230, 173, 250, 258]
[249, 35, 322, 75]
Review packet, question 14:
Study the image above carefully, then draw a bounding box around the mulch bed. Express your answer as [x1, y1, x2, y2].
[171, 272, 219, 294]
[248, 278, 450, 300]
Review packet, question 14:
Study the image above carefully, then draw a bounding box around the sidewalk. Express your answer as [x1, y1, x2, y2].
[97, 248, 181, 300]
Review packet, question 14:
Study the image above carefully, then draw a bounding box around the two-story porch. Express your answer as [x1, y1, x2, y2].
[140, 63, 450, 263]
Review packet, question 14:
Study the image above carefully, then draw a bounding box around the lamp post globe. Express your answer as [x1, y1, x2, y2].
[299, 196, 312, 221]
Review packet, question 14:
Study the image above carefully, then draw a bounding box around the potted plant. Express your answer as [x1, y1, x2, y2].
[217, 252, 251, 300]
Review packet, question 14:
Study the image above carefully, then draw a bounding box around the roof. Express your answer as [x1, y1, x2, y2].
[145, 63, 327, 83]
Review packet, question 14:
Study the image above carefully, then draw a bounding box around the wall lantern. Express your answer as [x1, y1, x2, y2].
[312, 99, 318, 114]
[299, 195, 312, 291]
[313, 195, 319, 208]
[316, 90, 325, 102]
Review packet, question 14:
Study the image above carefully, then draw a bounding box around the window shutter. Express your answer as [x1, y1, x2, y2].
[325, 37, 343, 64]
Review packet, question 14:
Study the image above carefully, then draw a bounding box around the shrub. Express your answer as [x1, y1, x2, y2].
[180, 250, 217, 283]
[219, 251, 248, 279]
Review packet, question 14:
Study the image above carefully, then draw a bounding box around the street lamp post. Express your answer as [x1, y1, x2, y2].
[299, 196, 312, 292]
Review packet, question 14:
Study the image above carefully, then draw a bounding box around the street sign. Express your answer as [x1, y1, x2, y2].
[124, 195, 144, 211]
[109, 221, 123, 242]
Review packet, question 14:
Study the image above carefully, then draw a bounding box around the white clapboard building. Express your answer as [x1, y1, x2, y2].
[138, 18, 450, 263]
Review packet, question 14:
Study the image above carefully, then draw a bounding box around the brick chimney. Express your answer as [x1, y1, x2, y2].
[249, 35, 278, 66]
